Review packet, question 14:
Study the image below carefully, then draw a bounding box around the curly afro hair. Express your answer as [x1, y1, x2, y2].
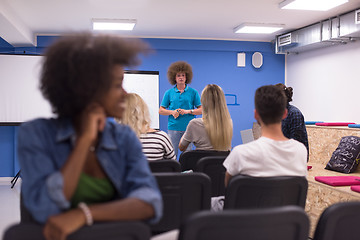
[167, 61, 193, 85]
[275, 83, 293, 103]
[40, 32, 148, 118]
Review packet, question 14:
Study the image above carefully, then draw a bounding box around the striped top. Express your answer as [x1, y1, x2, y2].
[140, 130, 176, 161]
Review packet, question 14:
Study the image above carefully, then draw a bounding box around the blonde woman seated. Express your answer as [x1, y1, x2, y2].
[122, 93, 176, 161]
[179, 84, 233, 152]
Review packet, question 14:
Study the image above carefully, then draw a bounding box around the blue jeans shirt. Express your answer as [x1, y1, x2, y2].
[18, 118, 162, 224]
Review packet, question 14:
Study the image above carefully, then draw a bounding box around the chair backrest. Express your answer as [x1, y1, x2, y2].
[178, 206, 309, 240]
[148, 159, 181, 173]
[4, 221, 151, 240]
[195, 156, 227, 197]
[151, 172, 211, 234]
[313, 201, 360, 240]
[10, 194, 151, 240]
[179, 150, 230, 171]
[224, 175, 308, 209]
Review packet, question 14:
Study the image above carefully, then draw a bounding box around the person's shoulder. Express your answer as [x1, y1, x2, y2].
[187, 86, 199, 93]
[188, 118, 204, 127]
[20, 118, 57, 131]
[234, 137, 267, 152]
[164, 86, 176, 93]
[288, 138, 307, 150]
[190, 118, 202, 123]
[155, 130, 169, 136]
[288, 104, 302, 114]
[109, 121, 136, 139]
[149, 130, 169, 138]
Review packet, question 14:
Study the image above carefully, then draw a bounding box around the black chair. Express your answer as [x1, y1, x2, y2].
[148, 159, 181, 173]
[151, 172, 211, 234]
[224, 175, 308, 209]
[195, 156, 227, 197]
[4, 221, 151, 240]
[179, 150, 230, 171]
[178, 206, 309, 240]
[3, 194, 151, 240]
[313, 201, 360, 240]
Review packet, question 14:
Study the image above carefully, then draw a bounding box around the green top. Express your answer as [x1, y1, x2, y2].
[71, 172, 116, 208]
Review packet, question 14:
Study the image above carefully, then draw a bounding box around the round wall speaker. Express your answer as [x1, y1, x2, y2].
[252, 52, 263, 68]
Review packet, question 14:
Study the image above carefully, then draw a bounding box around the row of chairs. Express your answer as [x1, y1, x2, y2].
[177, 201, 360, 240]
[4, 172, 307, 238]
[149, 150, 230, 197]
[5, 200, 360, 240]
[151, 172, 307, 234]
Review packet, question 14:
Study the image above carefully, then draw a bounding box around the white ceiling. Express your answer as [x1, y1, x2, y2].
[1, 0, 360, 46]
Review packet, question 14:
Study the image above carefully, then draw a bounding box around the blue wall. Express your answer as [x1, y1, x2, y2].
[0, 36, 285, 177]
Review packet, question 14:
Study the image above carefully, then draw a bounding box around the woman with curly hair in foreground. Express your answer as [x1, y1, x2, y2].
[17, 33, 162, 240]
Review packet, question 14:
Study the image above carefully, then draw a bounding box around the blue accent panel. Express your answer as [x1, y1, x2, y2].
[36, 35, 60, 48]
[0, 48, 15, 54]
[14, 47, 43, 55]
[143, 38, 274, 52]
[138, 38, 285, 146]
[0, 126, 15, 177]
[0, 37, 13, 48]
[0, 37, 285, 176]
[13, 126, 20, 176]
[0, 36, 15, 53]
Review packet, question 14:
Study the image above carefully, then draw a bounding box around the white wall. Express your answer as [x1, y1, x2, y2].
[286, 40, 360, 123]
[0, 55, 159, 127]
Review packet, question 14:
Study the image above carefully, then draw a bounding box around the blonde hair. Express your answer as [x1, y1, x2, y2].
[201, 84, 233, 150]
[121, 93, 151, 137]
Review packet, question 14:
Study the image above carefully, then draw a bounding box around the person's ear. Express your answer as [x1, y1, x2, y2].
[282, 108, 288, 120]
[254, 109, 260, 121]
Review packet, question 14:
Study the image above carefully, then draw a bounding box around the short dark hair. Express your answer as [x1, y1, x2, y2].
[275, 83, 293, 103]
[40, 32, 148, 118]
[167, 61, 193, 85]
[255, 85, 287, 125]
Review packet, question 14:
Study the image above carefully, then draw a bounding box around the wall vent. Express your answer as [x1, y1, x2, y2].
[356, 9, 360, 24]
[278, 33, 292, 46]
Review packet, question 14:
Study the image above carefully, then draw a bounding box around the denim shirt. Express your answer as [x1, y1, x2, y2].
[18, 118, 162, 224]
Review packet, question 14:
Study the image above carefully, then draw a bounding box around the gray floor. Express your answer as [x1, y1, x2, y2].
[0, 177, 21, 239]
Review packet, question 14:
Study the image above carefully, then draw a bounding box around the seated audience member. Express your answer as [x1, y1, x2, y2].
[223, 85, 307, 187]
[179, 84, 233, 151]
[121, 93, 176, 161]
[275, 83, 309, 159]
[17, 33, 162, 240]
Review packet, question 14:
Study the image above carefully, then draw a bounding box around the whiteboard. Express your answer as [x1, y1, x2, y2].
[123, 71, 159, 129]
[0, 54, 159, 127]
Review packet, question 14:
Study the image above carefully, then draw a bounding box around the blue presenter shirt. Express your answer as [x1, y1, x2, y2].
[161, 85, 201, 131]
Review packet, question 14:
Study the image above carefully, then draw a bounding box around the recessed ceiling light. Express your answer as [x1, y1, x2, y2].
[234, 23, 284, 34]
[279, 0, 348, 11]
[92, 19, 136, 31]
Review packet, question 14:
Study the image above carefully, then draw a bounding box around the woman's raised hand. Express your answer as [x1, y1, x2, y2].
[78, 103, 107, 142]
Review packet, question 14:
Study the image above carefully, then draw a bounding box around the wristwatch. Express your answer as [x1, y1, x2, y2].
[190, 109, 194, 115]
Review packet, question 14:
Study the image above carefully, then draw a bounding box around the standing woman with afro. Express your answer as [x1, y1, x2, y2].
[159, 61, 202, 159]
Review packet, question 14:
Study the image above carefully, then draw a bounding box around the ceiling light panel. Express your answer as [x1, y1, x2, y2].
[279, 0, 349, 11]
[234, 23, 284, 34]
[92, 19, 136, 31]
